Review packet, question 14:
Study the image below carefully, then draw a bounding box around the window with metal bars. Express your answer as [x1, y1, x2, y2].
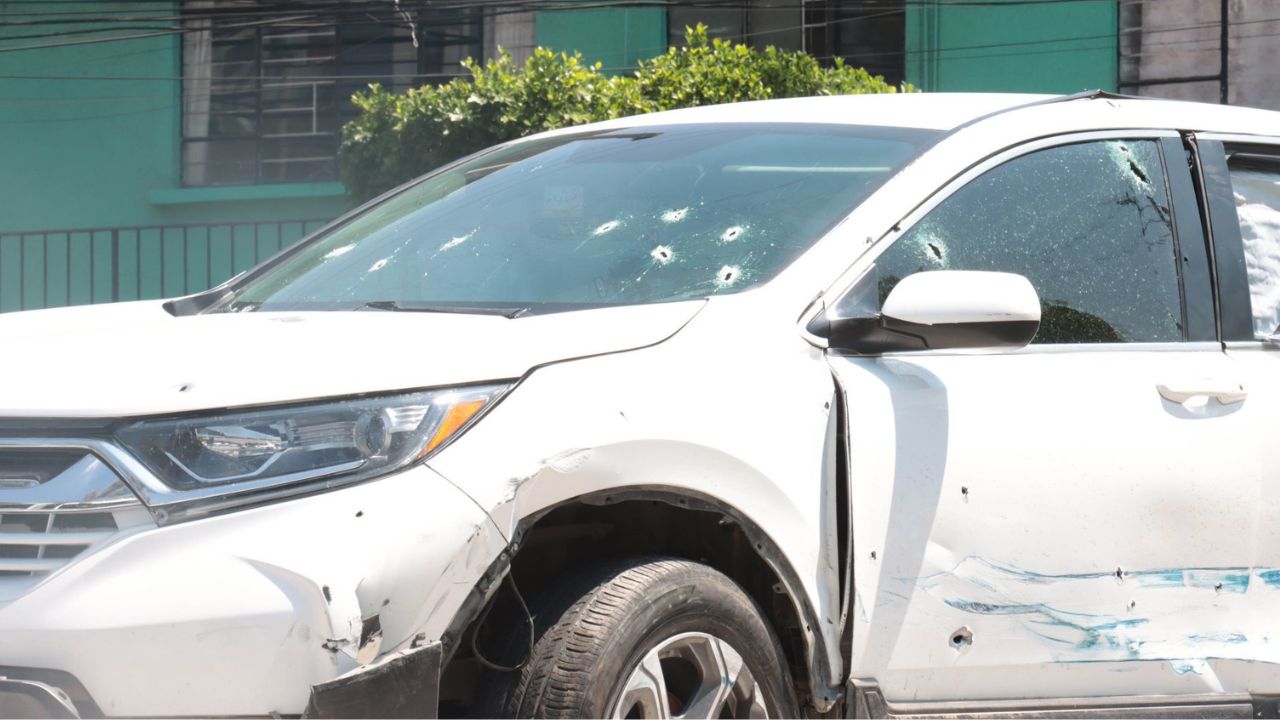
[666, 0, 904, 86]
[181, 1, 483, 187]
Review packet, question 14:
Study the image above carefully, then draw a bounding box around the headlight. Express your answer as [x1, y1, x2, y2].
[115, 383, 510, 519]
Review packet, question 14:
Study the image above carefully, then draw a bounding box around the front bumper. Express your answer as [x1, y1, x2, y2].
[0, 464, 505, 718]
[305, 641, 441, 719]
[0, 676, 79, 719]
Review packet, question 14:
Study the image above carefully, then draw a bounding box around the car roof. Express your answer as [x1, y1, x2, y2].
[539, 91, 1280, 138]
[610, 92, 1052, 131]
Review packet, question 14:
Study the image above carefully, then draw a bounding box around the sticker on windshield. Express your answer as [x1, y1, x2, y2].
[544, 186, 584, 218]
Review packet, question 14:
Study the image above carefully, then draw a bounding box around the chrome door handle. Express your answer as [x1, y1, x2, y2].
[1157, 383, 1248, 405]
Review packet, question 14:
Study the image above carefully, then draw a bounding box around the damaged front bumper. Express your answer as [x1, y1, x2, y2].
[0, 464, 505, 718]
[304, 641, 441, 719]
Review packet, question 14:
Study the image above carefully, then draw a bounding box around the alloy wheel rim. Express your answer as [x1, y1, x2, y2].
[611, 631, 769, 719]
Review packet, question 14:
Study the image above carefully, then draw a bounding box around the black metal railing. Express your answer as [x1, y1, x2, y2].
[0, 219, 330, 313]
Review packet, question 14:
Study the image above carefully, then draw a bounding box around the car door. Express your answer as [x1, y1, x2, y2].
[1195, 133, 1280, 696]
[825, 132, 1262, 711]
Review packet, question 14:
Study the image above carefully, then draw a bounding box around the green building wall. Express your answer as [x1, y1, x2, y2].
[905, 0, 1117, 94]
[535, 6, 667, 73]
[0, 3, 353, 312]
[0, 5, 352, 233]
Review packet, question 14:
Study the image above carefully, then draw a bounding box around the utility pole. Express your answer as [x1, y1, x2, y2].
[1219, 0, 1229, 104]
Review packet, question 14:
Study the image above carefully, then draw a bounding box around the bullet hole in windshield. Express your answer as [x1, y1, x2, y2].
[651, 245, 675, 265]
[903, 229, 948, 268]
[1128, 159, 1149, 185]
[715, 265, 742, 288]
[438, 230, 475, 253]
[1110, 141, 1153, 191]
[217, 126, 937, 312]
[662, 207, 689, 223]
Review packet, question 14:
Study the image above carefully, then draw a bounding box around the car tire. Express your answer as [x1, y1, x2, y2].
[482, 556, 799, 718]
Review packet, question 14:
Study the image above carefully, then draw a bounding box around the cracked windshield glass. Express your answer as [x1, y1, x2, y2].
[214, 124, 934, 313]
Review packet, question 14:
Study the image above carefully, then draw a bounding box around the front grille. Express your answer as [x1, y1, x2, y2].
[0, 510, 118, 577]
[0, 446, 150, 598]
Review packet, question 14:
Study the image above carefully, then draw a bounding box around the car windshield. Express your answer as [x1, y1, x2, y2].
[213, 123, 938, 314]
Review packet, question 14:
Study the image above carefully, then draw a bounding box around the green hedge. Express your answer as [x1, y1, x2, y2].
[340, 26, 906, 201]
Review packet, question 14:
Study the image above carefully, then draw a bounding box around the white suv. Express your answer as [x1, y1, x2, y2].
[2, 92, 1279, 719]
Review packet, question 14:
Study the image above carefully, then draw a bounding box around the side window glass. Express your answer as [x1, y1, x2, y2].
[874, 140, 1184, 343]
[1227, 157, 1280, 338]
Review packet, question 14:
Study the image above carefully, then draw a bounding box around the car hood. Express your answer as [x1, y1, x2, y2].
[0, 300, 704, 418]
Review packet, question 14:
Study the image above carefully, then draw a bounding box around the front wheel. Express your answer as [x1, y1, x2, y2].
[485, 557, 799, 718]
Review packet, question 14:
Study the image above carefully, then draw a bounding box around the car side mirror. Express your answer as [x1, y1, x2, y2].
[810, 270, 1041, 354]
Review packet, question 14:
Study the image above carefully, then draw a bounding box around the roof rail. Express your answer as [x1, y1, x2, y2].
[946, 89, 1144, 136]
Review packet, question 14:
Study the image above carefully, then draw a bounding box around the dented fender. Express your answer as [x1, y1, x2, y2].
[428, 294, 847, 710]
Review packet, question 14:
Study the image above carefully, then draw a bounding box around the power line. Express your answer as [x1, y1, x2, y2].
[0, 0, 1272, 93]
[3, 10, 1276, 77]
[0, 11, 319, 53]
[9, 23, 1280, 114]
[0, 0, 1140, 35]
[590, 11, 1280, 65]
[0, 70, 470, 82]
[0, 0, 1127, 8]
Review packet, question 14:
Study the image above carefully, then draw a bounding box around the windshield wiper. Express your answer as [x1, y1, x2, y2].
[356, 300, 529, 318]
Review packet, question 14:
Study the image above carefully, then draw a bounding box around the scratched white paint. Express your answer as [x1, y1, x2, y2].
[824, 125, 1280, 703]
[2, 93, 1280, 716]
[429, 290, 843, 697]
[0, 463, 502, 716]
[833, 344, 1277, 701]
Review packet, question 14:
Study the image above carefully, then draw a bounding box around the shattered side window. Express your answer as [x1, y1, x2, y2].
[874, 139, 1184, 344]
[214, 123, 935, 313]
[1227, 164, 1280, 338]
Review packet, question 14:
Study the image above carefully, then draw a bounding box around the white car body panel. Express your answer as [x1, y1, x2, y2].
[833, 345, 1269, 700]
[880, 271, 1040, 326]
[0, 299, 702, 417]
[0, 464, 507, 716]
[428, 292, 846, 691]
[1, 92, 1278, 716]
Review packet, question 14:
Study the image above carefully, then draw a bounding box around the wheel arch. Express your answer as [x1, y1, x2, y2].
[436, 486, 842, 715]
